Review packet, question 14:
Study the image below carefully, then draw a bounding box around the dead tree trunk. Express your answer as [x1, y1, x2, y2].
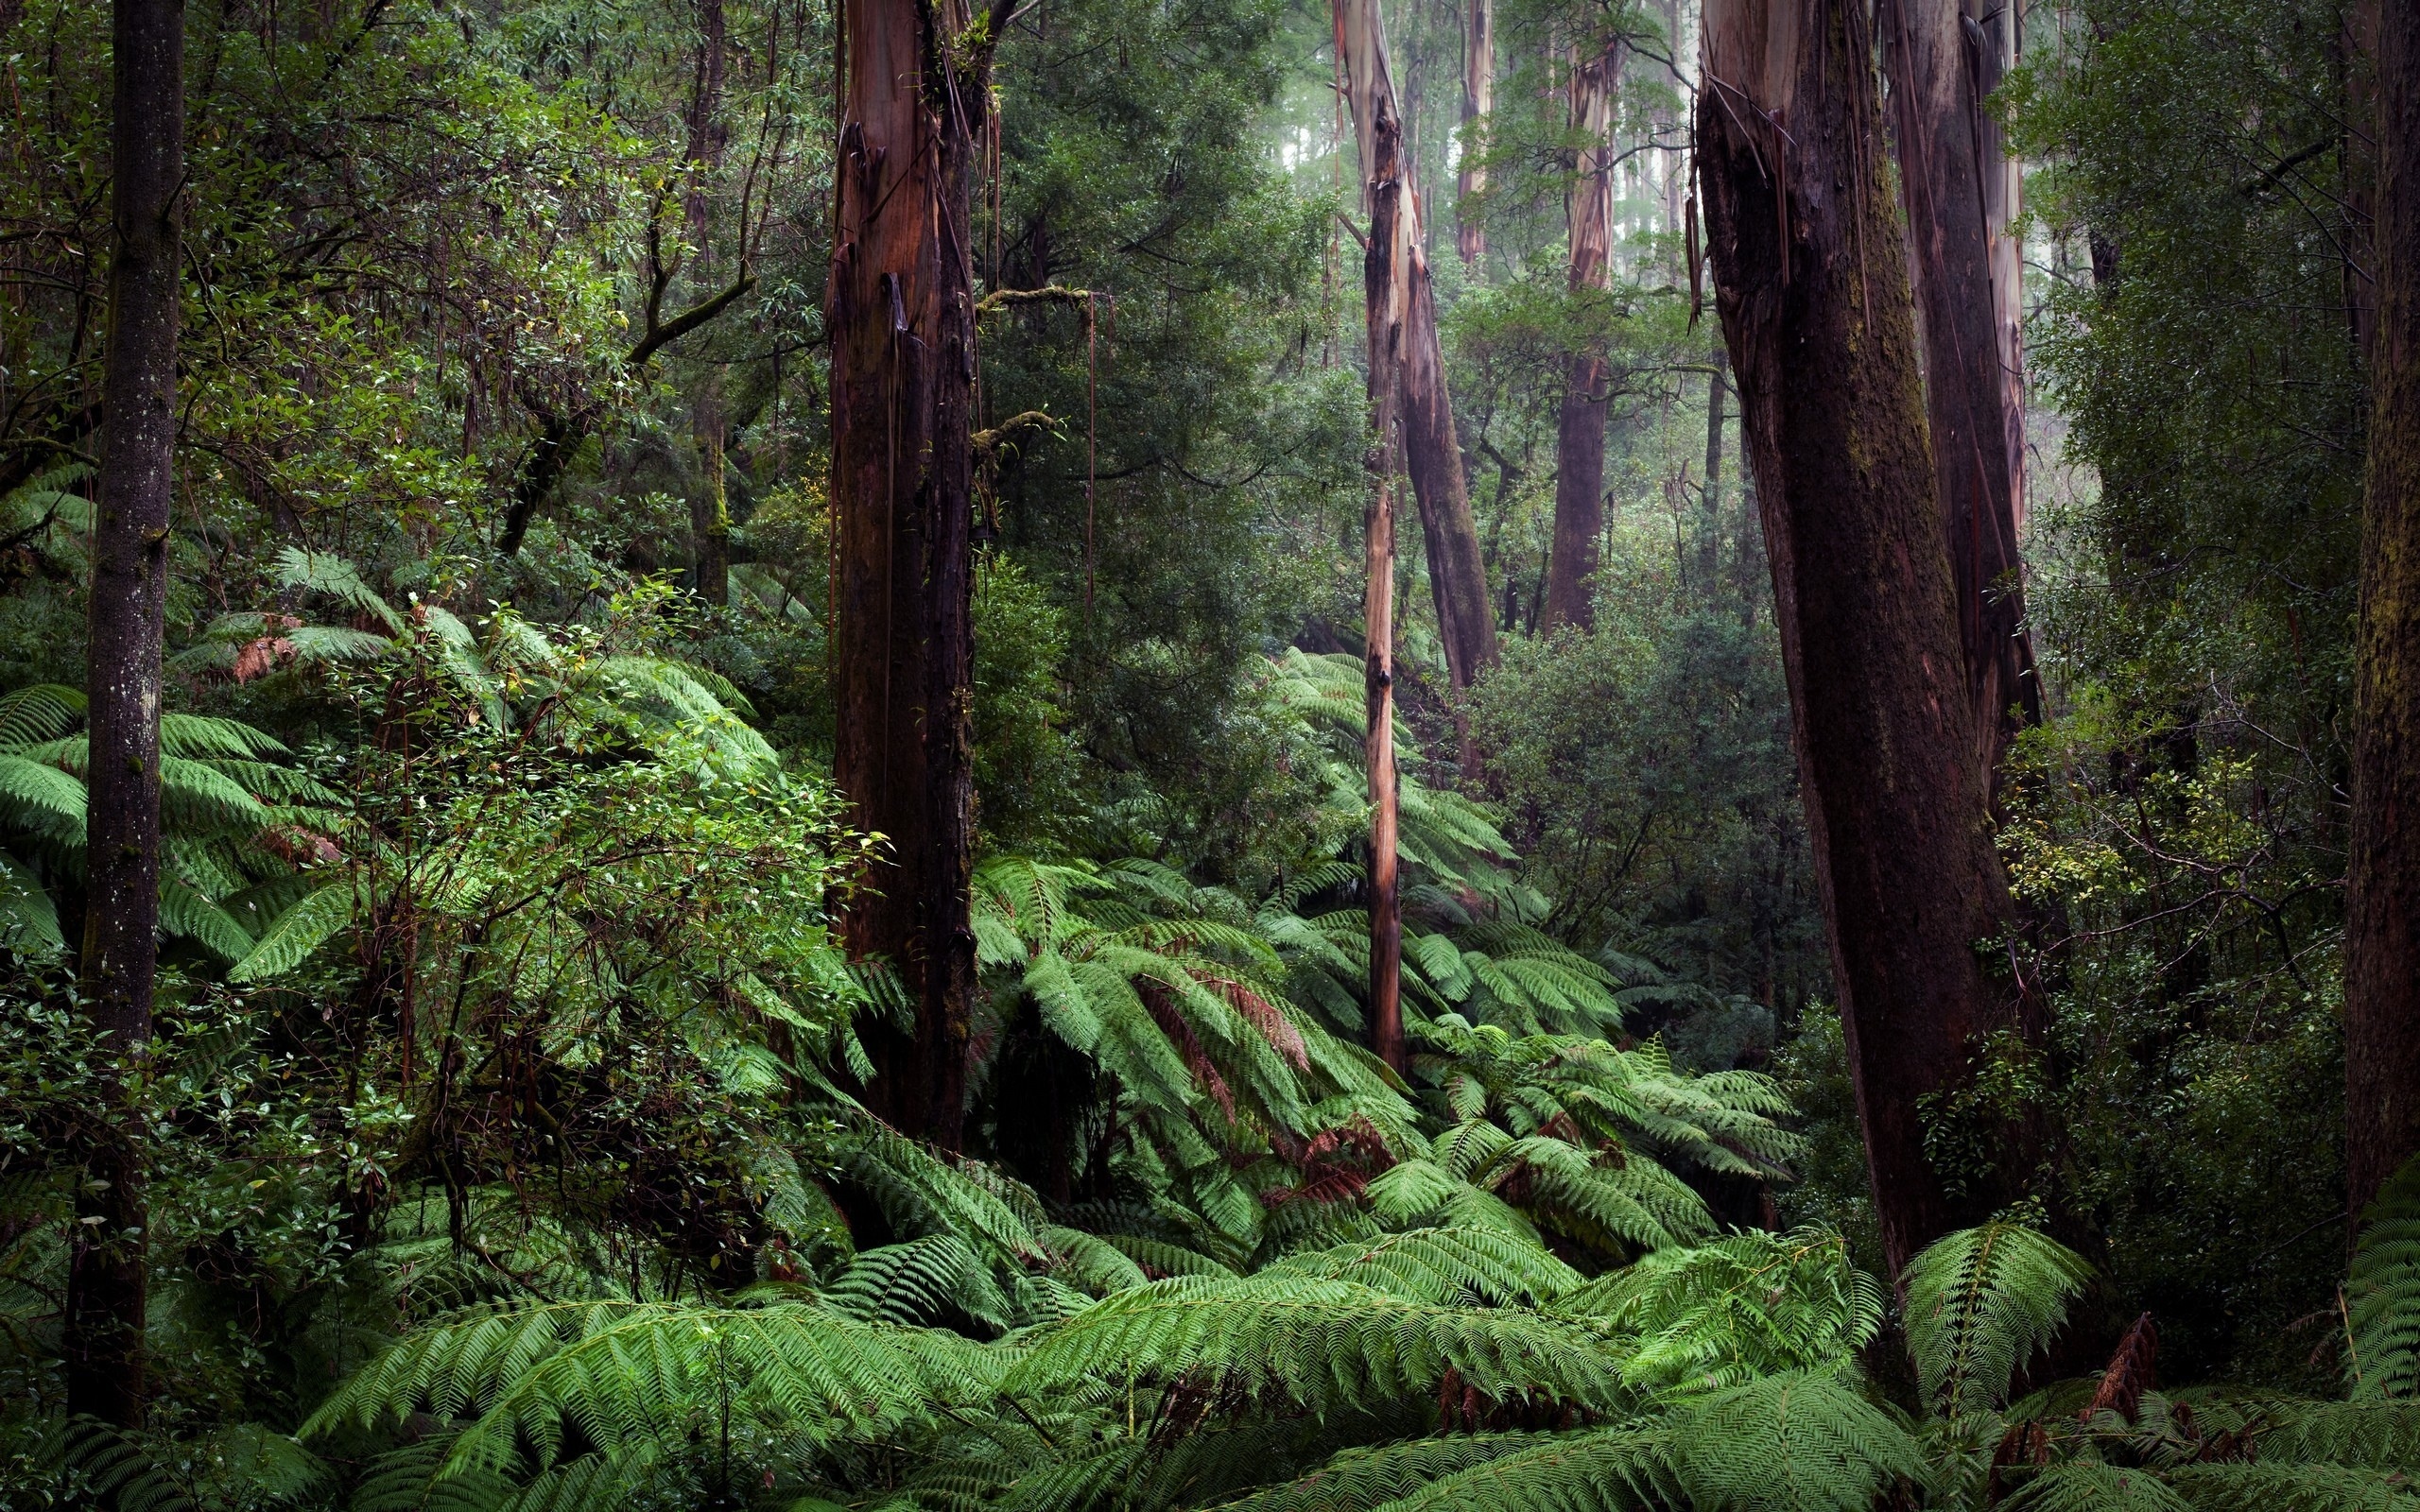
[1362, 114, 1409, 1075]
[2348, 0, 2420, 1220]
[1543, 42, 1620, 635]
[66, 0, 184, 1432]
[830, 0, 1004, 1149]
[1338, 0, 1500, 692]
[1456, 0, 1493, 267]
[1699, 0, 2037, 1279]
[1882, 0, 2040, 789]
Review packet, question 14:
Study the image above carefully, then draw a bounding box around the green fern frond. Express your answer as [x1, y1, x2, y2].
[1207, 1434, 1559, 1512]
[228, 882, 357, 982]
[0, 682, 83, 750]
[1997, 1462, 2191, 1512]
[2350, 1155, 2420, 1399]
[2165, 1462, 2420, 1511]
[1260, 1226, 1582, 1307]
[1903, 1222, 2095, 1418]
[1671, 1371, 1928, 1512]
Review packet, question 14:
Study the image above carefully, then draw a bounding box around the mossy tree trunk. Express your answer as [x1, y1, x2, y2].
[66, 0, 185, 1432]
[1699, 0, 2039, 1279]
[2347, 0, 2420, 1222]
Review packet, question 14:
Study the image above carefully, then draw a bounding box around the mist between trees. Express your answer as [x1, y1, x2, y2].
[5, 1, 2419, 1509]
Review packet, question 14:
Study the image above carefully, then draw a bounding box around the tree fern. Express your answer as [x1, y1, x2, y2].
[1996, 1462, 2192, 1512]
[2350, 1155, 2420, 1399]
[2164, 1461, 2420, 1511]
[1903, 1221, 2096, 1418]
[1003, 1275, 1629, 1421]
[1669, 1370, 1929, 1512]
[1258, 1225, 1582, 1307]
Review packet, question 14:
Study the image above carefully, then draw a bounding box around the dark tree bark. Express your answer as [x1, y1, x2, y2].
[66, 0, 185, 1432]
[1362, 108, 1409, 1076]
[1338, 0, 1500, 692]
[830, 0, 1004, 1149]
[1542, 42, 1619, 635]
[1700, 0, 2036, 1279]
[683, 0, 732, 605]
[2347, 0, 2420, 1221]
[1456, 0, 1492, 266]
[1882, 0, 2041, 789]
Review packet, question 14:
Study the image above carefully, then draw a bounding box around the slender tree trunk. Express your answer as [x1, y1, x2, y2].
[1697, 342, 1727, 594]
[1338, 0, 1499, 692]
[67, 0, 184, 1432]
[2347, 0, 2420, 1221]
[1456, 0, 1492, 266]
[1699, 0, 2037, 1279]
[1882, 0, 2040, 789]
[1362, 113, 1408, 1074]
[691, 389, 730, 605]
[1543, 42, 1619, 635]
[830, 0, 1000, 1149]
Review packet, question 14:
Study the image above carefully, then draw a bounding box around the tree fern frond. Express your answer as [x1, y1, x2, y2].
[1996, 1462, 2191, 1512]
[1903, 1222, 2095, 1418]
[1671, 1371, 1928, 1512]
[0, 682, 83, 749]
[1207, 1434, 1555, 1512]
[2351, 1155, 2420, 1399]
[1260, 1226, 1582, 1307]
[227, 882, 356, 982]
[2165, 1462, 2420, 1512]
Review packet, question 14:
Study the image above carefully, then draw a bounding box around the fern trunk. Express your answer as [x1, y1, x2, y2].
[1698, 0, 2039, 1278]
[2348, 0, 2420, 1222]
[830, 0, 998, 1148]
[67, 0, 185, 1432]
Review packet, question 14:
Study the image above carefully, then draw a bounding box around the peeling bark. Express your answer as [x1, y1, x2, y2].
[830, 0, 1003, 1149]
[1700, 0, 2037, 1278]
[1337, 0, 1499, 691]
[1363, 113, 1408, 1076]
[1882, 0, 2040, 790]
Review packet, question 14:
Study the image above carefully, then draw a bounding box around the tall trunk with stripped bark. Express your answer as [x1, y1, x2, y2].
[1337, 0, 1499, 692]
[1883, 0, 2039, 788]
[1542, 41, 1619, 635]
[66, 0, 185, 1432]
[2347, 0, 2420, 1221]
[1362, 113, 1409, 1075]
[1698, 0, 2038, 1278]
[829, 0, 1004, 1149]
[1456, 0, 1492, 266]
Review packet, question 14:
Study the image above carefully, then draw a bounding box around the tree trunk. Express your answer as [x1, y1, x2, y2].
[67, 0, 184, 1433]
[1456, 0, 1492, 266]
[1697, 342, 1728, 594]
[692, 387, 730, 605]
[1362, 112, 1408, 1075]
[1699, 0, 2036, 1279]
[1882, 0, 2040, 790]
[2347, 0, 2420, 1221]
[1543, 42, 1619, 635]
[830, 0, 999, 1149]
[1338, 0, 1500, 692]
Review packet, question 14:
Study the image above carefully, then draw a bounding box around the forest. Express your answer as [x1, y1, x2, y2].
[5, 0, 2419, 1506]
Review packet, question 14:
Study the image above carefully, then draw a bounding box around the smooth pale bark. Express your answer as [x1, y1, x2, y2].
[831, 0, 1003, 1148]
[1697, 343, 1728, 593]
[1882, 0, 2040, 788]
[1456, 0, 1492, 266]
[1542, 43, 1620, 635]
[1337, 0, 1499, 692]
[1699, 0, 2036, 1278]
[1362, 114, 1409, 1075]
[68, 0, 185, 1432]
[2348, 0, 2420, 1221]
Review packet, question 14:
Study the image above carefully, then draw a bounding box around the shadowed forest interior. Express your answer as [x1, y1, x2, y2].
[8, 0, 2420, 1507]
